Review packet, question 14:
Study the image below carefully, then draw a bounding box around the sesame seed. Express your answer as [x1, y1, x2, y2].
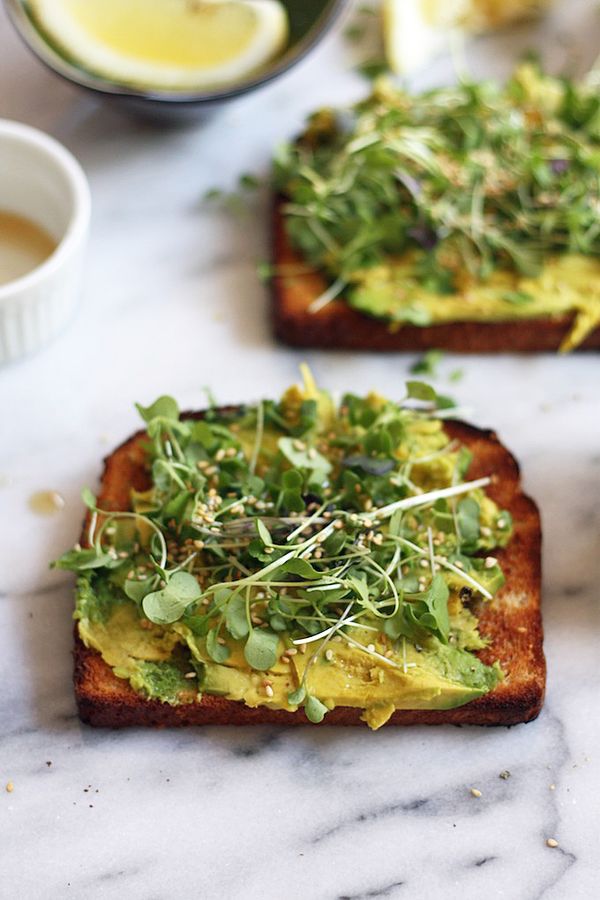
[546, 838, 559, 848]
[193, 540, 205, 550]
[470, 788, 482, 798]
[420, 559, 429, 568]
[215, 449, 226, 461]
[484, 556, 497, 569]
[217, 637, 227, 646]
[264, 685, 274, 698]
[293, 440, 305, 451]
[184, 672, 197, 679]
[497, 518, 506, 528]
[549, 784, 556, 791]
[334, 519, 344, 530]
[6, 781, 14, 793]
[481, 526, 492, 537]
[367, 643, 375, 653]
[286, 648, 297, 656]
[298, 643, 307, 654]
[325, 649, 334, 662]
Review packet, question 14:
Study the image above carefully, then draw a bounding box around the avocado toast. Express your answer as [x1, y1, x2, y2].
[56, 371, 544, 728]
[271, 65, 600, 353]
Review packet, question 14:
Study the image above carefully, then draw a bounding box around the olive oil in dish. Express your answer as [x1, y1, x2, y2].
[0, 210, 56, 286]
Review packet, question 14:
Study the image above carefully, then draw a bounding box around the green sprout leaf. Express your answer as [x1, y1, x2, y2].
[406, 381, 437, 403]
[81, 487, 97, 510]
[135, 396, 180, 424]
[304, 695, 328, 723]
[256, 519, 273, 548]
[457, 498, 481, 545]
[142, 571, 201, 625]
[278, 437, 332, 478]
[52, 548, 113, 572]
[287, 684, 306, 706]
[410, 350, 444, 377]
[206, 627, 231, 663]
[225, 594, 249, 640]
[244, 628, 279, 671]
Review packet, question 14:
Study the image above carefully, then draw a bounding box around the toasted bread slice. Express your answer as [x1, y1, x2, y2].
[74, 410, 545, 727]
[271, 200, 600, 353]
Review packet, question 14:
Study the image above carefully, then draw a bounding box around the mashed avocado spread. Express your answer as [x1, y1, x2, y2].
[55, 371, 511, 728]
[274, 65, 600, 350]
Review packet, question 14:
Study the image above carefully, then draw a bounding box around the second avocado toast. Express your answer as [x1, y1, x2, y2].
[272, 65, 600, 352]
[56, 370, 544, 728]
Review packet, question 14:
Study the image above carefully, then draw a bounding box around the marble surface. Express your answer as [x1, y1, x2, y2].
[1, 2, 600, 898]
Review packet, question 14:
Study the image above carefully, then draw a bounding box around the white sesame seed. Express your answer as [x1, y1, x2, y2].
[367, 643, 375, 653]
[286, 648, 297, 656]
[470, 788, 482, 798]
[497, 518, 506, 529]
[325, 649, 334, 662]
[484, 556, 497, 569]
[184, 672, 197, 679]
[546, 838, 559, 848]
[265, 685, 274, 698]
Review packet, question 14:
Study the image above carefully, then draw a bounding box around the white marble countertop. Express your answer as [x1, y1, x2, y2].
[1, 2, 599, 898]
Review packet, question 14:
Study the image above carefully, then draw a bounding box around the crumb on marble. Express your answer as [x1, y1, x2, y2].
[499, 770, 511, 780]
[546, 838, 559, 848]
[550, 784, 556, 790]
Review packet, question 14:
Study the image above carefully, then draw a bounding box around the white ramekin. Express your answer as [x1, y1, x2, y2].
[0, 119, 91, 364]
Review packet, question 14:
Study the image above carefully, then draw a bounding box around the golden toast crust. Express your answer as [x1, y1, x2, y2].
[74, 413, 545, 727]
[271, 200, 600, 353]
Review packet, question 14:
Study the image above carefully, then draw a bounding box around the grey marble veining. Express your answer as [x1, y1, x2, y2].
[1, 2, 599, 898]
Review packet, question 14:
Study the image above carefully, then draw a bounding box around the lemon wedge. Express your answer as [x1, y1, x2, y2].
[29, 0, 289, 91]
[383, 0, 553, 74]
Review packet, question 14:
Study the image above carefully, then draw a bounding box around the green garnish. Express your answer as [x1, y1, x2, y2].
[410, 349, 444, 377]
[55, 370, 512, 723]
[274, 64, 600, 348]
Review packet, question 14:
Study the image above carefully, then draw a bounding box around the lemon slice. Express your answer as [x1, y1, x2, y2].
[29, 0, 289, 91]
[383, 0, 553, 74]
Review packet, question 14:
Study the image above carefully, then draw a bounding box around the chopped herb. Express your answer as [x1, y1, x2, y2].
[410, 350, 444, 377]
[357, 59, 389, 81]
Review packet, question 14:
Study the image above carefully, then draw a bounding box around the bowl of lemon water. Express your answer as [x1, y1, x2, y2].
[5, 0, 344, 120]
